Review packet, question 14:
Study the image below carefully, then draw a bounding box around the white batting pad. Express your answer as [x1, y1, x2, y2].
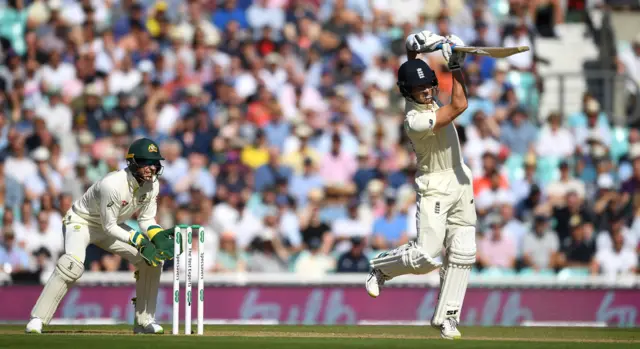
[31, 254, 84, 324]
[370, 242, 442, 279]
[432, 227, 476, 326]
[135, 263, 162, 327]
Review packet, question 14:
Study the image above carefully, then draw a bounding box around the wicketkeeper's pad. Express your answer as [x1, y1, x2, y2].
[31, 254, 84, 324]
[133, 262, 162, 327]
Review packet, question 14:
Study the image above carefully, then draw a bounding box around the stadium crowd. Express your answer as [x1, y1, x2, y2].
[0, 0, 639, 283]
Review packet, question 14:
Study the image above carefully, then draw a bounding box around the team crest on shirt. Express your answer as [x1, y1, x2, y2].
[122, 200, 129, 206]
[148, 144, 158, 152]
[140, 194, 147, 202]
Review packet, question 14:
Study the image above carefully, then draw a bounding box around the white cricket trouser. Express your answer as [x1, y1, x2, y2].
[62, 208, 143, 265]
[414, 164, 477, 257]
[31, 208, 160, 326]
[63, 208, 161, 326]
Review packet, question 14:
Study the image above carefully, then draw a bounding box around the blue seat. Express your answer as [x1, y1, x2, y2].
[481, 267, 516, 277]
[489, 0, 510, 18]
[288, 251, 304, 272]
[535, 156, 561, 186]
[367, 250, 385, 260]
[504, 153, 525, 183]
[520, 268, 556, 277]
[557, 267, 590, 278]
[610, 126, 629, 162]
[507, 71, 539, 113]
[102, 95, 118, 111]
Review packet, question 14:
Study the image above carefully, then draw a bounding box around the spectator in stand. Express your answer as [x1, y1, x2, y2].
[511, 153, 539, 203]
[477, 60, 513, 104]
[535, 112, 576, 158]
[332, 199, 370, 254]
[546, 161, 587, 203]
[500, 108, 537, 156]
[0, 154, 23, 209]
[572, 98, 612, 151]
[477, 214, 517, 270]
[300, 203, 334, 254]
[32, 247, 55, 284]
[371, 194, 408, 250]
[592, 173, 633, 232]
[0, 231, 30, 273]
[463, 111, 502, 176]
[336, 236, 370, 273]
[476, 174, 513, 217]
[522, 215, 560, 272]
[593, 230, 637, 277]
[473, 152, 509, 197]
[247, 229, 289, 273]
[318, 133, 357, 186]
[595, 214, 637, 254]
[499, 196, 528, 258]
[502, 22, 534, 71]
[214, 231, 248, 272]
[20, 211, 63, 259]
[216, 0, 249, 30]
[293, 236, 336, 276]
[254, 147, 293, 192]
[552, 190, 593, 242]
[557, 216, 596, 271]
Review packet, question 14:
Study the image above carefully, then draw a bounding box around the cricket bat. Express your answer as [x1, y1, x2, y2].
[436, 44, 530, 58]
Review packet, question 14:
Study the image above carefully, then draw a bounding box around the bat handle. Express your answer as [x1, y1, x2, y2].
[435, 42, 457, 51]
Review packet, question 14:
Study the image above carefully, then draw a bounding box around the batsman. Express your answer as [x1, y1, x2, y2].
[26, 137, 180, 334]
[366, 31, 477, 339]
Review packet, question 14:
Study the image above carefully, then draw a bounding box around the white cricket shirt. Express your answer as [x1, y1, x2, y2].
[71, 169, 159, 242]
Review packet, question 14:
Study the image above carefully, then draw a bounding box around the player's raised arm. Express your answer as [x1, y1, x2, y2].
[433, 35, 468, 132]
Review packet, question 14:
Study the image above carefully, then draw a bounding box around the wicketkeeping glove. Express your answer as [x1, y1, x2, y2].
[147, 225, 181, 260]
[405, 30, 445, 53]
[441, 34, 466, 71]
[129, 231, 163, 267]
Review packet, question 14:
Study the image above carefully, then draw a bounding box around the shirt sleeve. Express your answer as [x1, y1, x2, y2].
[99, 182, 133, 243]
[404, 109, 436, 135]
[137, 187, 159, 234]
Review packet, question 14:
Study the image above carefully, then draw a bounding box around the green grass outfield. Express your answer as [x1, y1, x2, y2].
[1, 325, 640, 349]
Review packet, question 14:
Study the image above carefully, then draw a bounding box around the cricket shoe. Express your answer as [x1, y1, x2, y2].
[25, 317, 43, 334]
[133, 322, 164, 334]
[365, 268, 388, 298]
[439, 318, 461, 340]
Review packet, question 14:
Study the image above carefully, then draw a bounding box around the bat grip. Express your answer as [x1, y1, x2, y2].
[435, 42, 457, 51]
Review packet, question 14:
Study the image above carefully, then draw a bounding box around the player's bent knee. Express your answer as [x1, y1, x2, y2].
[370, 243, 442, 278]
[55, 254, 84, 283]
[408, 248, 442, 274]
[446, 226, 476, 266]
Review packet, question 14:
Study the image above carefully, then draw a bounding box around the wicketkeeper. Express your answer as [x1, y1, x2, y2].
[26, 137, 181, 334]
[365, 31, 477, 339]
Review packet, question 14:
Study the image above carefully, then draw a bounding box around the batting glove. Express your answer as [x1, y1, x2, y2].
[405, 30, 445, 53]
[441, 34, 466, 71]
